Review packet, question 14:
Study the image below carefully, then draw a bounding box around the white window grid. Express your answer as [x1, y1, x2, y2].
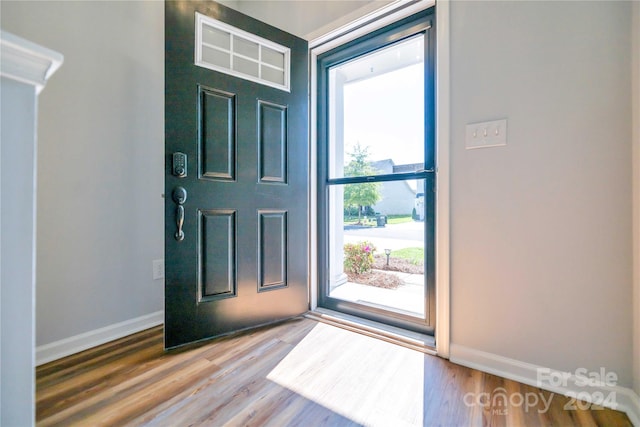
[195, 12, 291, 92]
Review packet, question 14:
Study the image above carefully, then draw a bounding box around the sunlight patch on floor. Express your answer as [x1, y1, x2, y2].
[267, 323, 425, 426]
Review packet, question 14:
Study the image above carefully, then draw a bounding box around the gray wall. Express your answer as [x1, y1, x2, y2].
[450, 1, 633, 386]
[1, 1, 165, 346]
[633, 1, 640, 397]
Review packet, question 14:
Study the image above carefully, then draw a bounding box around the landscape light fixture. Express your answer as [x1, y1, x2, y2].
[384, 248, 391, 266]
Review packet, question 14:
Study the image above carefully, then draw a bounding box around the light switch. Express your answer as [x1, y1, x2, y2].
[465, 119, 507, 149]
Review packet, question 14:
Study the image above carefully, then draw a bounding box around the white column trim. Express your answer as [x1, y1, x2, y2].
[1, 30, 63, 427]
[0, 31, 63, 94]
[309, 49, 319, 311]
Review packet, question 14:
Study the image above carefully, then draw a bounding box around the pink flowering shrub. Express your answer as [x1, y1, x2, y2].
[344, 241, 377, 274]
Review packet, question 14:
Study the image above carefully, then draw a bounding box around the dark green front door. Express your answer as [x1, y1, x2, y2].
[165, 1, 309, 349]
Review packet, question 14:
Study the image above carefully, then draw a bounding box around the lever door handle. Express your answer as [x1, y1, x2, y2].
[172, 186, 187, 242]
[175, 205, 185, 241]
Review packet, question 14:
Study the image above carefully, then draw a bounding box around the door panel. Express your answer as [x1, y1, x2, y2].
[258, 210, 287, 291]
[258, 101, 287, 183]
[197, 209, 236, 301]
[165, 1, 309, 349]
[198, 86, 236, 181]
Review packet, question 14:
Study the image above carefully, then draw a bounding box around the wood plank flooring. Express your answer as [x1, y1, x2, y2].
[36, 317, 632, 426]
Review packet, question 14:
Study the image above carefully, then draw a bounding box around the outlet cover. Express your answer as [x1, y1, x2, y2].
[152, 259, 164, 280]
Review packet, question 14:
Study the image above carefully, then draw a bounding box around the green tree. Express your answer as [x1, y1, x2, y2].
[343, 143, 381, 224]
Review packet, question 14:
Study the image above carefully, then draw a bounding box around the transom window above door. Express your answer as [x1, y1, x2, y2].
[195, 12, 291, 91]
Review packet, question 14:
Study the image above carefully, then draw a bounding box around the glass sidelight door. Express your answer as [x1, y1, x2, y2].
[317, 9, 436, 334]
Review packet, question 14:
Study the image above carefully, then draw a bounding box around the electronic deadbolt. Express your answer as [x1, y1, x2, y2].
[172, 152, 187, 178]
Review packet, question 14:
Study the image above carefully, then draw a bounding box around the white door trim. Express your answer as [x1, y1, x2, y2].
[434, 0, 450, 359]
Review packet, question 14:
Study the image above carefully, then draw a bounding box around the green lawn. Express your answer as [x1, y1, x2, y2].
[343, 214, 412, 226]
[385, 214, 412, 225]
[391, 247, 424, 265]
[344, 217, 376, 226]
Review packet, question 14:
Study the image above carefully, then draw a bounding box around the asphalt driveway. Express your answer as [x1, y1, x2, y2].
[342, 221, 424, 251]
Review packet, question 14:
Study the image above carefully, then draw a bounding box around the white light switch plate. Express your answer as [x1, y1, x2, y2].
[465, 119, 507, 149]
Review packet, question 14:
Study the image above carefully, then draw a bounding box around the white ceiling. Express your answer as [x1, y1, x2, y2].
[334, 32, 423, 83]
[219, 0, 394, 40]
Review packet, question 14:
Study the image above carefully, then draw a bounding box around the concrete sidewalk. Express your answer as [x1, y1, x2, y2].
[329, 269, 425, 317]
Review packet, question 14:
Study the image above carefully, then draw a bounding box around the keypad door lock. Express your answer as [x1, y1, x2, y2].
[172, 152, 187, 178]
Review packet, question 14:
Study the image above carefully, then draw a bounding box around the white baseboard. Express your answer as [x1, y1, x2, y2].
[36, 311, 164, 366]
[450, 344, 640, 426]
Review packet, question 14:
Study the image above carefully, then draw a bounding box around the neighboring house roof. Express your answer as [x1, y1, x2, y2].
[368, 158, 420, 197]
[393, 162, 423, 173]
[369, 159, 423, 174]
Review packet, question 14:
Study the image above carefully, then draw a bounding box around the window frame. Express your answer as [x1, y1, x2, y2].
[316, 8, 437, 334]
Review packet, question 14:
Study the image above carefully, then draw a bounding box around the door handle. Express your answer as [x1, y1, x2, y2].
[172, 186, 187, 241]
[175, 205, 185, 241]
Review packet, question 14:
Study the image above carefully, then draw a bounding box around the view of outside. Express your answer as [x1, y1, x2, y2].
[327, 36, 426, 318]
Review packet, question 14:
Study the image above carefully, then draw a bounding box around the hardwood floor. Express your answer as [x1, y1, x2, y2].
[36, 317, 632, 426]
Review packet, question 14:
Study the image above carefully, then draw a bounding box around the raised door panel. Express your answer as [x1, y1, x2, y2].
[258, 100, 287, 184]
[198, 86, 236, 181]
[258, 210, 287, 291]
[197, 209, 237, 301]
